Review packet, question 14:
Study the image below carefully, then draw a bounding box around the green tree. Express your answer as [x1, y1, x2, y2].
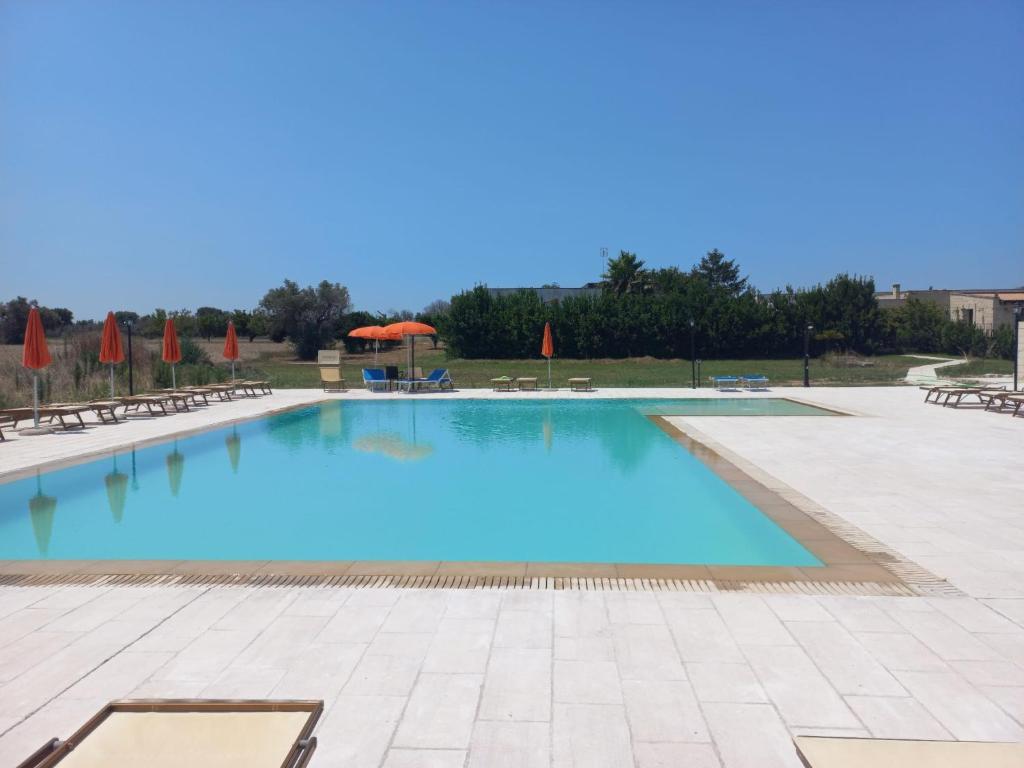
[258, 279, 351, 360]
[602, 251, 647, 296]
[196, 307, 229, 341]
[692, 249, 748, 296]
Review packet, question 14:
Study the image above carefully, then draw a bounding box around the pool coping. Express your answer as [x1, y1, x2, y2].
[0, 408, 956, 596]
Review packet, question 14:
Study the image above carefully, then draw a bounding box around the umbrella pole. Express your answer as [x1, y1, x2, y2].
[33, 372, 40, 428]
[547, 358, 552, 390]
[231, 360, 235, 382]
[171, 364, 176, 391]
[110, 363, 115, 399]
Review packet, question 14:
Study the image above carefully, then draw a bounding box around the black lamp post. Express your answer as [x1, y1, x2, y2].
[696, 359, 702, 388]
[1014, 307, 1022, 393]
[803, 324, 814, 387]
[689, 318, 696, 389]
[124, 319, 134, 395]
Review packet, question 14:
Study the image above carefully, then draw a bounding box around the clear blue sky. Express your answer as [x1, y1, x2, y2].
[2, 0, 1021, 321]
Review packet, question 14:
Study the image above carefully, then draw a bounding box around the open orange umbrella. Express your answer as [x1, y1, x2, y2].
[22, 307, 52, 429]
[382, 321, 436, 390]
[99, 311, 125, 398]
[223, 321, 240, 381]
[348, 325, 402, 365]
[541, 322, 554, 390]
[162, 318, 182, 390]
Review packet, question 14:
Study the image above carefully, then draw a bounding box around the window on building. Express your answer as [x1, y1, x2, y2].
[961, 308, 974, 325]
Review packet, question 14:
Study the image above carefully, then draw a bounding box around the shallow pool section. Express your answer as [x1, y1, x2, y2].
[0, 399, 822, 566]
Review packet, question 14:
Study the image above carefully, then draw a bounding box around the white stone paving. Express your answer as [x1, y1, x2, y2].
[0, 386, 1021, 765]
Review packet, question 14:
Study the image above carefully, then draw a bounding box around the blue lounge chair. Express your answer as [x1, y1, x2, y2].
[710, 375, 739, 391]
[741, 375, 770, 390]
[421, 369, 454, 390]
[362, 368, 388, 392]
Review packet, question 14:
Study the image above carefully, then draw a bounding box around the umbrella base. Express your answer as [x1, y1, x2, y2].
[18, 426, 55, 436]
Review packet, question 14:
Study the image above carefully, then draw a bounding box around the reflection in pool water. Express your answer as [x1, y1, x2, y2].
[0, 399, 822, 566]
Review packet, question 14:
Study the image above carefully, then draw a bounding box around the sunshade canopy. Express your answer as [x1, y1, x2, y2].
[348, 325, 403, 340]
[22, 307, 52, 370]
[541, 322, 554, 358]
[382, 321, 436, 336]
[99, 312, 125, 364]
[161, 319, 182, 364]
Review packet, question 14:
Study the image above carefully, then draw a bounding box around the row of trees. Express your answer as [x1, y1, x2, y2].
[439, 251, 1016, 360]
[0, 298, 75, 344]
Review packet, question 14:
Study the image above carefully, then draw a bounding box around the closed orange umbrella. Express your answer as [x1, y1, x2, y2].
[223, 321, 240, 381]
[382, 322, 437, 390]
[541, 322, 554, 390]
[22, 307, 52, 428]
[99, 311, 125, 398]
[162, 318, 182, 390]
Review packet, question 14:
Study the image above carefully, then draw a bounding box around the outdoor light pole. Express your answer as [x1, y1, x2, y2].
[1014, 307, 1022, 392]
[125, 319, 134, 396]
[689, 319, 696, 389]
[696, 359, 702, 388]
[803, 324, 814, 387]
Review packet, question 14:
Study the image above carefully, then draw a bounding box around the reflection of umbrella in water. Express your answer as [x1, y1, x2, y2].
[166, 443, 185, 496]
[29, 472, 57, 556]
[543, 410, 553, 452]
[319, 401, 342, 439]
[225, 428, 241, 474]
[354, 433, 433, 461]
[105, 455, 129, 523]
[130, 448, 140, 491]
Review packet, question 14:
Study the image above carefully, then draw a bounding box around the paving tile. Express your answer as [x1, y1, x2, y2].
[742, 644, 860, 728]
[494, 610, 551, 649]
[928, 597, 1022, 633]
[478, 648, 551, 722]
[787, 621, 905, 696]
[0, 631, 81, 684]
[553, 636, 614, 662]
[271, 641, 365, 699]
[342, 652, 421, 697]
[553, 660, 622, 705]
[366, 632, 434, 661]
[0, 608, 69, 648]
[889, 609, 1003, 661]
[383, 749, 468, 768]
[313, 694, 406, 768]
[819, 597, 903, 633]
[552, 703, 632, 768]
[468, 720, 550, 768]
[233, 614, 330, 669]
[983, 598, 1024, 629]
[422, 618, 494, 674]
[611, 623, 685, 681]
[445, 592, 501, 620]
[714, 596, 795, 647]
[634, 743, 721, 768]
[62, 651, 172, 700]
[949, 659, 1024, 688]
[686, 661, 768, 703]
[148, 628, 257, 682]
[381, 593, 447, 634]
[667, 609, 745, 663]
[392, 673, 482, 749]
[894, 669, 1024, 740]
[702, 702, 798, 768]
[980, 685, 1024, 725]
[501, 592, 553, 613]
[622, 679, 709, 742]
[605, 593, 664, 625]
[844, 695, 952, 739]
[765, 595, 834, 623]
[851, 631, 948, 672]
[553, 592, 610, 638]
[202, 665, 286, 698]
[976, 632, 1024, 667]
[318, 605, 391, 644]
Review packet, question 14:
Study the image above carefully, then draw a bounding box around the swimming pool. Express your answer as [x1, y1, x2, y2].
[0, 399, 823, 566]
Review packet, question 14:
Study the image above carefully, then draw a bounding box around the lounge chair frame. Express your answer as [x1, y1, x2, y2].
[567, 377, 592, 392]
[0, 407, 88, 430]
[17, 699, 324, 768]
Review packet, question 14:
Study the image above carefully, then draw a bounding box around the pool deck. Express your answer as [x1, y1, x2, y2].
[0, 386, 1021, 766]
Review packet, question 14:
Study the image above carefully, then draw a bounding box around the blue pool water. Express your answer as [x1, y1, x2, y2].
[0, 399, 822, 566]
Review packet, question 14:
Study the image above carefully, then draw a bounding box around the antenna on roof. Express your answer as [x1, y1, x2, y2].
[600, 246, 608, 276]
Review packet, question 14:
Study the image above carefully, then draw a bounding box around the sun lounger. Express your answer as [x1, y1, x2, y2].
[0, 406, 89, 430]
[117, 395, 171, 416]
[740, 374, 770, 390]
[363, 368, 388, 392]
[489, 376, 515, 391]
[320, 367, 346, 392]
[239, 379, 272, 395]
[793, 735, 1024, 768]
[0, 417, 7, 440]
[202, 383, 236, 400]
[941, 387, 994, 407]
[1004, 393, 1024, 417]
[52, 400, 122, 424]
[710, 375, 739, 391]
[923, 384, 987, 404]
[17, 699, 324, 768]
[421, 368, 454, 390]
[567, 377, 592, 392]
[517, 377, 538, 391]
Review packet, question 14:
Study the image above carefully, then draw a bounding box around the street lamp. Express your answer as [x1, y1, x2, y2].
[1014, 307, 1022, 393]
[123, 318, 134, 395]
[689, 319, 696, 389]
[803, 324, 814, 387]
